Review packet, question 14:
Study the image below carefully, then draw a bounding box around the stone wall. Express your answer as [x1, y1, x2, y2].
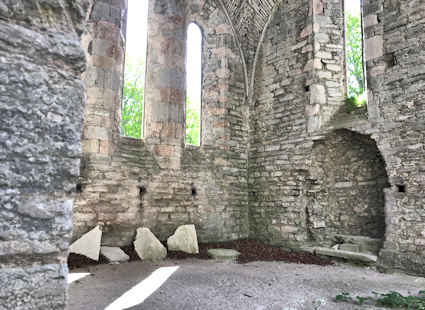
[249, 0, 425, 276]
[309, 130, 388, 241]
[74, 0, 249, 245]
[249, 0, 312, 245]
[1, 2, 425, 308]
[368, 0, 425, 275]
[0, 0, 91, 308]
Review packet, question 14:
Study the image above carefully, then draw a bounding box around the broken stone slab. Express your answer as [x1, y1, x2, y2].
[70, 226, 102, 261]
[100, 246, 129, 263]
[207, 249, 240, 261]
[313, 247, 377, 264]
[134, 228, 167, 261]
[167, 224, 199, 254]
[333, 235, 383, 254]
[339, 243, 361, 253]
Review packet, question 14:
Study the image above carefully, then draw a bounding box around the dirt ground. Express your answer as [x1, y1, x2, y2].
[67, 259, 425, 310]
[68, 239, 332, 270]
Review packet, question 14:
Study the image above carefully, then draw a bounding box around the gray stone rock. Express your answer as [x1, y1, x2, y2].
[70, 226, 102, 261]
[207, 248, 240, 261]
[333, 235, 383, 254]
[100, 246, 129, 263]
[313, 247, 377, 264]
[134, 228, 167, 261]
[339, 243, 360, 253]
[167, 224, 199, 254]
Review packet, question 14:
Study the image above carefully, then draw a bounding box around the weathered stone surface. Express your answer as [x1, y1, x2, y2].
[70, 226, 102, 261]
[334, 235, 382, 254]
[167, 225, 199, 254]
[70, 0, 425, 279]
[100, 247, 129, 263]
[0, 0, 92, 307]
[338, 244, 360, 253]
[313, 247, 377, 264]
[0, 264, 69, 310]
[74, 0, 249, 246]
[207, 249, 240, 261]
[134, 228, 167, 261]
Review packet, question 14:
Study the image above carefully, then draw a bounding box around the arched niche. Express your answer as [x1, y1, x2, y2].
[308, 129, 390, 242]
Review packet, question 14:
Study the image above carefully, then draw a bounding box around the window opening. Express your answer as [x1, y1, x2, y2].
[185, 23, 202, 146]
[344, 0, 367, 108]
[121, 0, 148, 139]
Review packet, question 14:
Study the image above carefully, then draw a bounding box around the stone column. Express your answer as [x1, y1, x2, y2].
[0, 1, 92, 308]
[306, 0, 346, 132]
[362, 0, 384, 120]
[81, 0, 128, 156]
[144, 0, 186, 169]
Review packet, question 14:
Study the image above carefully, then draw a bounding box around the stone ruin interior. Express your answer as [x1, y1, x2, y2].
[1, 0, 425, 308]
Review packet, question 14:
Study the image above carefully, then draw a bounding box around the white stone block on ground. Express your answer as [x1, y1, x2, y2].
[70, 226, 102, 261]
[167, 224, 199, 254]
[100, 246, 129, 263]
[207, 248, 240, 261]
[134, 228, 167, 261]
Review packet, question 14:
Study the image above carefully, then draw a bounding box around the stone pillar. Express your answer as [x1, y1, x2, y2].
[0, 1, 92, 308]
[362, 0, 384, 120]
[144, 0, 186, 169]
[306, 0, 346, 132]
[81, 0, 128, 156]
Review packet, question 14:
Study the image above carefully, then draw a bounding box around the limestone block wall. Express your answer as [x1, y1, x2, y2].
[368, 0, 425, 275]
[74, 0, 249, 245]
[306, 0, 346, 131]
[249, 0, 312, 245]
[0, 0, 91, 308]
[309, 130, 388, 241]
[250, 0, 425, 277]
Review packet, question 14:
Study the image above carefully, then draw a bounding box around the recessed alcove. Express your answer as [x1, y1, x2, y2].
[308, 129, 390, 242]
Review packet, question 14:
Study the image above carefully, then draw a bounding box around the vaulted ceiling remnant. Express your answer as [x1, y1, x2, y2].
[218, 0, 282, 71]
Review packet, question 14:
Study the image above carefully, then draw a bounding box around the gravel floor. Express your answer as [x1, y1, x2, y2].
[67, 259, 425, 310]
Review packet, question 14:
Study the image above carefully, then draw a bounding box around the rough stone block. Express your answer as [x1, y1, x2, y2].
[207, 248, 240, 261]
[134, 228, 167, 261]
[70, 226, 102, 261]
[310, 84, 326, 105]
[100, 246, 129, 263]
[365, 36, 383, 61]
[314, 247, 377, 264]
[167, 224, 199, 254]
[339, 243, 360, 252]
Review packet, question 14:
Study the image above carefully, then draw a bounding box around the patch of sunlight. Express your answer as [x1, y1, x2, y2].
[104, 266, 180, 310]
[68, 273, 91, 284]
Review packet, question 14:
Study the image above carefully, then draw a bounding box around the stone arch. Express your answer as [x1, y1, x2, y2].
[307, 129, 390, 242]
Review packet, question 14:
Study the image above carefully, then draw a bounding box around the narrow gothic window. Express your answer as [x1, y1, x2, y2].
[185, 23, 202, 146]
[121, 0, 149, 139]
[344, 0, 367, 107]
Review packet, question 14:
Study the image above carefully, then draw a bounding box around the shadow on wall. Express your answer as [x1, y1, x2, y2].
[307, 129, 390, 242]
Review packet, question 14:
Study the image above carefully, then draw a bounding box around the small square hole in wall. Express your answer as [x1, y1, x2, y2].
[191, 185, 197, 197]
[305, 85, 310, 92]
[396, 184, 406, 193]
[76, 184, 83, 193]
[139, 185, 146, 196]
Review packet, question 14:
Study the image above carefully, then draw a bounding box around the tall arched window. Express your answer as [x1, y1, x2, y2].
[185, 23, 202, 146]
[344, 0, 367, 107]
[121, 0, 149, 139]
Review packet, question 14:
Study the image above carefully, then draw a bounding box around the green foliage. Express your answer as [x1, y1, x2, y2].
[345, 11, 365, 98]
[122, 55, 144, 139]
[185, 97, 200, 146]
[335, 292, 352, 303]
[345, 93, 367, 112]
[335, 291, 425, 309]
